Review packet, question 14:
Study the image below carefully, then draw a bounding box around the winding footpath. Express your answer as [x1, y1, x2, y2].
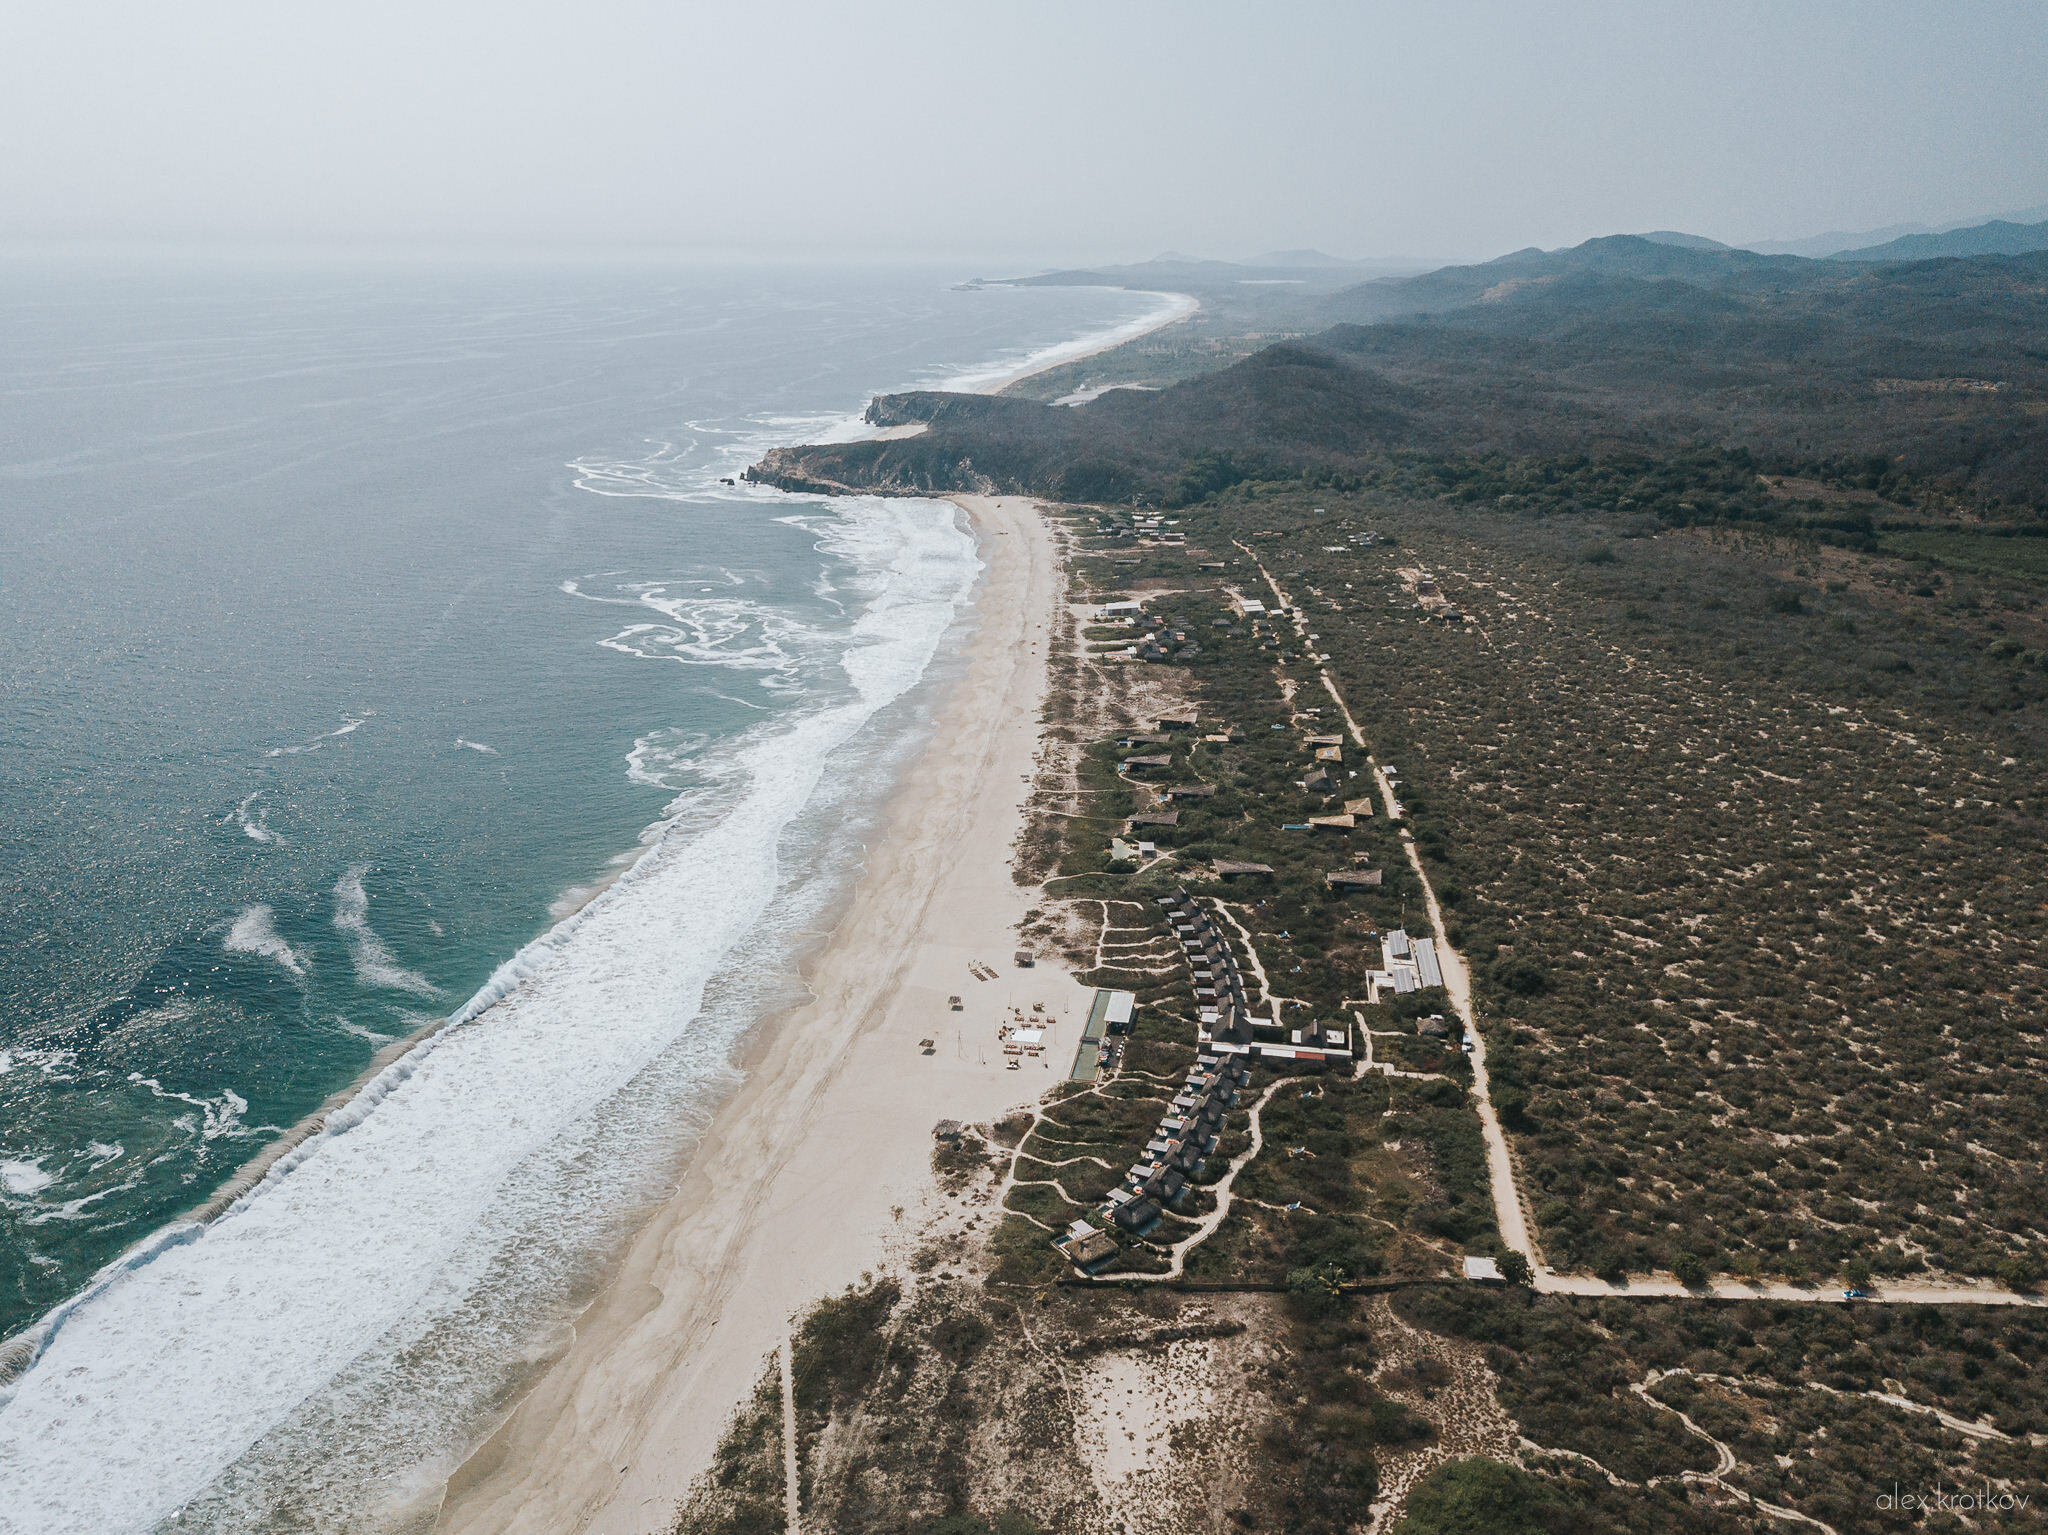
[1232, 544, 2044, 1311]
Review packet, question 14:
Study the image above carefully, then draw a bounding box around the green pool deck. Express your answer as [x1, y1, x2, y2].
[1070, 989, 1114, 1081]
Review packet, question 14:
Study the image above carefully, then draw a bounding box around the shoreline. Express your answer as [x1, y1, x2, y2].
[424, 290, 1185, 1528]
[941, 287, 1198, 395]
[432, 492, 1077, 1534]
[0, 287, 1159, 1494]
[0, 282, 1181, 1381]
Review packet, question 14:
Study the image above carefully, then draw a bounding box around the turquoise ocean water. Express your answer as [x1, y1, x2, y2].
[0, 261, 1164, 1532]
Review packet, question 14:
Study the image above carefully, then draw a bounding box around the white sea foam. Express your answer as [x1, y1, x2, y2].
[124, 1076, 255, 1142]
[452, 739, 498, 755]
[0, 1160, 55, 1198]
[0, 491, 980, 1534]
[624, 728, 713, 792]
[332, 868, 440, 997]
[16, 1160, 152, 1227]
[265, 713, 374, 758]
[567, 578, 813, 687]
[225, 904, 306, 976]
[225, 791, 283, 844]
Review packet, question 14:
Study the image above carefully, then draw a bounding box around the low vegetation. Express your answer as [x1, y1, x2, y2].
[702, 236, 2048, 1527]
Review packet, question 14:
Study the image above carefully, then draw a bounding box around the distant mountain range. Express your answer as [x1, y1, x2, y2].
[1588, 214, 2048, 263]
[762, 233, 2048, 513]
[1745, 203, 2048, 258]
[1040, 205, 2048, 280]
[1830, 218, 2048, 262]
[1313, 234, 1820, 326]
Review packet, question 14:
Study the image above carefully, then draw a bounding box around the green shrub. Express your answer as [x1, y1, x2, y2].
[1395, 1457, 1557, 1535]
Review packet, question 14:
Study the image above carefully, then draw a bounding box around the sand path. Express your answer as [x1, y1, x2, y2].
[434, 494, 1090, 1534]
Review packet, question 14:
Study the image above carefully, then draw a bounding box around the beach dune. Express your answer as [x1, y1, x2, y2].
[435, 494, 1078, 1534]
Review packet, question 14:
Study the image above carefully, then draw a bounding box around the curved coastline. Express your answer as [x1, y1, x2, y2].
[0, 284, 1194, 1395]
[428, 297, 1196, 1534]
[0, 287, 1189, 1519]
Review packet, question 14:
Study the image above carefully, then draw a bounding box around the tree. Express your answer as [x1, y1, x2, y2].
[1396, 1458, 1555, 1535]
[1495, 1249, 1533, 1286]
[1843, 1257, 1873, 1290]
[1998, 1254, 2041, 1293]
[1287, 1259, 1349, 1318]
[1671, 1252, 1709, 1288]
[1491, 1085, 1532, 1129]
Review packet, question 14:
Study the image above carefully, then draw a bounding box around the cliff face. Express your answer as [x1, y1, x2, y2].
[745, 439, 998, 498]
[747, 346, 1430, 505]
[748, 388, 1084, 497]
[860, 391, 1017, 431]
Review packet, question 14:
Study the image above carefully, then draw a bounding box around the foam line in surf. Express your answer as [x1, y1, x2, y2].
[332, 867, 440, 997]
[225, 904, 305, 976]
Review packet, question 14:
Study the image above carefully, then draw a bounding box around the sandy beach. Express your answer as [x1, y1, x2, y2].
[434, 493, 1080, 1535]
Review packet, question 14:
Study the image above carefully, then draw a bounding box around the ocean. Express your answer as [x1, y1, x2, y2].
[0, 259, 1169, 1532]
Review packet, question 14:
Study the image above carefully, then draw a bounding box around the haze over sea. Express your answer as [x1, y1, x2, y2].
[0, 261, 1165, 1532]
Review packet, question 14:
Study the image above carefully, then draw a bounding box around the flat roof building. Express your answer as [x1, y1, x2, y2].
[1412, 937, 1445, 989]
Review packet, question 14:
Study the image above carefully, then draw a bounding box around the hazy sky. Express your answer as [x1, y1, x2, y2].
[3, 0, 2044, 264]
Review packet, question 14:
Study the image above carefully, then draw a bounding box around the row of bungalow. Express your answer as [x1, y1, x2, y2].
[1159, 888, 1353, 1068]
[1099, 1049, 1250, 1238]
[1056, 877, 1378, 1268]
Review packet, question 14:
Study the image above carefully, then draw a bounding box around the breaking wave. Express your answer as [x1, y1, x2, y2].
[0, 491, 980, 1534]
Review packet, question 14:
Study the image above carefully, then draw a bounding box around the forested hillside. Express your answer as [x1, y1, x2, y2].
[751, 238, 2048, 517]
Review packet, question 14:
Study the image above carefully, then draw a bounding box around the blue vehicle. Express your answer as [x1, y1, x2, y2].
[1843, 1289, 1870, 1300]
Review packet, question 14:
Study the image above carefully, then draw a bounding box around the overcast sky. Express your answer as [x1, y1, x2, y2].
[3, 0, 2044, 265]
